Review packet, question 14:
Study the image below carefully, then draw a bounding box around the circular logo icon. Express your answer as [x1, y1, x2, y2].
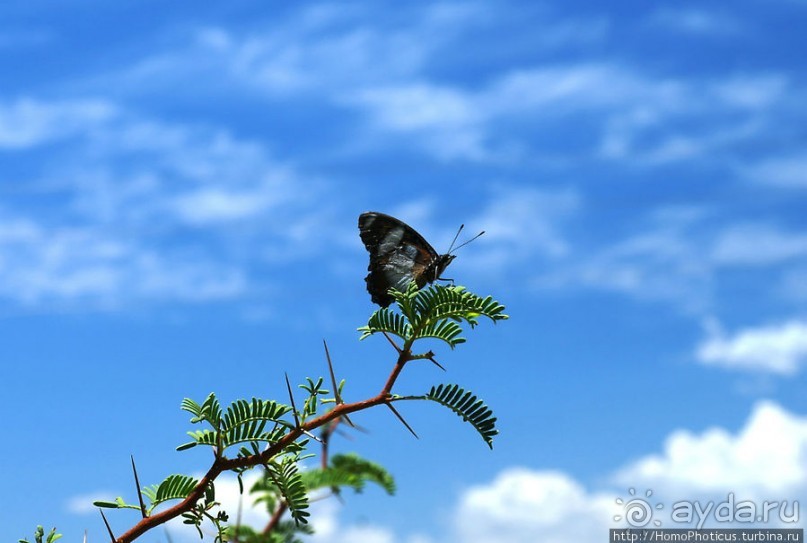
[614, 488, 664, 527]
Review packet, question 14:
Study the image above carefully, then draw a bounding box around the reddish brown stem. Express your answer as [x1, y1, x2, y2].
[263, 502, 287, 535]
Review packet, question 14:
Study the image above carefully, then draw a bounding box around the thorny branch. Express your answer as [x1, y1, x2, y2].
[115, 343, 415, 543]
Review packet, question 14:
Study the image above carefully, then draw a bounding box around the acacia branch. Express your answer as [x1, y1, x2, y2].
[116, 345, 412, 543]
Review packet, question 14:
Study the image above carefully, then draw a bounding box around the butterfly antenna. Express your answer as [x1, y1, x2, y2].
[451, 230, 485, 253]
[447, 223, 465, 253]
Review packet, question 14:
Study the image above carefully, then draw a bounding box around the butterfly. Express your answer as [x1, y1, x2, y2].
[358, 212, 483, 307]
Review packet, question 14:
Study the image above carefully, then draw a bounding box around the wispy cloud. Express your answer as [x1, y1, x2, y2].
[780, 267, 807, 300]
[537, 208, 713, 312]
[711, 224, 807, 266]
[460, 186, 580, 277]
[696, 319, 807, 375]
[0, 98, 117, 149]
[348, 83, 489, 161]
[539, 210, 807, 313]
[744, 154, 807, 188]
[0, 95, 341, 310]
[66, 491, 118, 515]
[646, 8, 741, 36]
[0, 216, 246, 308]
[43, 3, 796, 169]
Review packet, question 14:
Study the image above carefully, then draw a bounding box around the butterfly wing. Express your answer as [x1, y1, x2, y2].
[358, 212, 440, 307]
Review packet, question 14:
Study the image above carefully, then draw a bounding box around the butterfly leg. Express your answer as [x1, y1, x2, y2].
[437, 277, 455, 285]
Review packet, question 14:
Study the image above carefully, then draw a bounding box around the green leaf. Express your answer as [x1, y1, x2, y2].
[358, 283, 507, 350]
[358, 307, 413, 341]
[181, 393, 222, 428]
[412, 318, 465, 349]
[221, 398, 291, 432]
[92, 501, 120, 508]
[20, 526, 61, 543]
[424, 384, 498, 448]
[179, 396, 292, 452]
[142, 474, 200, 512]
[300, 453, 396, 495]
[265, 458, 310, 525]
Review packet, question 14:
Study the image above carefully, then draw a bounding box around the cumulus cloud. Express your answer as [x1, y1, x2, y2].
[696, 319, 807, 375]
[303, 401, 807, 541]
[615, 401, 807, 495]
[308, 502, 399, 543]
[454, 401, 807, 541]
[454, 469, 614, 543]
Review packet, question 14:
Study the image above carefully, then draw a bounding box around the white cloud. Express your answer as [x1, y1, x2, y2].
[303, 500, 412, 543]
[780, 267, 807, 300]
[0, 217, 246, 308]
[0, 98, 117, 149]
[538, 210, 807, 313]
[647, 9, 740, 35]
[615, 401, 807, 496]
[66, 491, 118, 515]
[710, 75, 787, 109]
[57, 5, 796, 165]
[470, 186, 579, 259]
[711, 224, 807, 265]
[696, 319, 807, 375]
[171, 187, 283, 224]
[745, 154, 807, 188]
[455, 469, 613, 543]
[348, 83, 489, 161]
[101, 5, 436, 99]
[454, 401, 807, 541]
[81, 472, 272, 543]
[540, 211, 712, 312]
[0, 92, 346, 311]
[205, 472, 271, 530]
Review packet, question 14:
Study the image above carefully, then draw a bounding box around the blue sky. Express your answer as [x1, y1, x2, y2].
[2, 1, 807, 542]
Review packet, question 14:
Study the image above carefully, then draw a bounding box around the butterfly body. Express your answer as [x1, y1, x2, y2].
[358, 212, 455, 307]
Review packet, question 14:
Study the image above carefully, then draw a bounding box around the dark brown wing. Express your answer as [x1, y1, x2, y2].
[358, 212, 440, 307]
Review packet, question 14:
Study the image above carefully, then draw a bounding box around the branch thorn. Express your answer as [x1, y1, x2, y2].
[385, 402, 419, 439]
[99, 509, 117, 543]
[130, 455, 147, 518]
